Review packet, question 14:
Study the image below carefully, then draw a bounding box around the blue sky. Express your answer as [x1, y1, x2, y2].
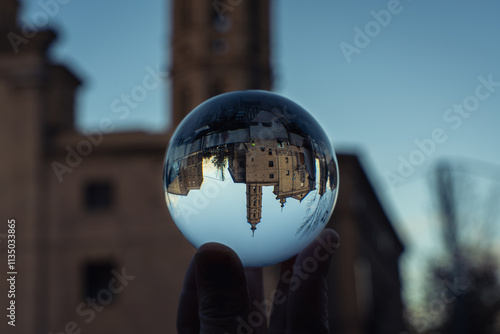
[19, 0, 500, 304]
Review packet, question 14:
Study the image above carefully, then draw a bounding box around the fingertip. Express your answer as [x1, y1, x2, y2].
[195, 242, 243, 285]
[196, 242, 240, 263]
[194, 243, 250, 332]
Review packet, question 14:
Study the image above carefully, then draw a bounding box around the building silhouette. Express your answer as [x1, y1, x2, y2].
[0, 1, 405, 333]
[326, 154, 405, 333]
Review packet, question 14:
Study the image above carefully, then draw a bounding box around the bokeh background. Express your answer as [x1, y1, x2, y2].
[2, 0, 500, 333]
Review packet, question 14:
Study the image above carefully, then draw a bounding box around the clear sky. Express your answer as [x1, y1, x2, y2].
[19, 0, 500, 305]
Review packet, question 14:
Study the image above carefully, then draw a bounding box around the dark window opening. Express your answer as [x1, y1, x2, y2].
[268, 161, 274, 167]
[82, 260, 116, 303]
[269, 173, 274, 179]
[268, 150, 272, 155]
[84, 181, 113, 211]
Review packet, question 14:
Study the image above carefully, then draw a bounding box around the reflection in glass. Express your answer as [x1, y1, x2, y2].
[164, 90, 338, 267]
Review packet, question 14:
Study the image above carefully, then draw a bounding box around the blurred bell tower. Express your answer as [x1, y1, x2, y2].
[170, 0, 273, 128]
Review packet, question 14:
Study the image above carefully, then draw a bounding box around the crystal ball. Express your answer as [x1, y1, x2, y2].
[163, 90, 338, 267]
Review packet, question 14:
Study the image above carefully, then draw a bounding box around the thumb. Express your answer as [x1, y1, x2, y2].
[196, 243, 250, 334]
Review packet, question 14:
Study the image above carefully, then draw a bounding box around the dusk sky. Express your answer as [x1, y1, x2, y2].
[18, 0, 500, 304]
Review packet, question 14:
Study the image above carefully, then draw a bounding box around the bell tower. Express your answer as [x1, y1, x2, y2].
[170, 0, 272, 128]
[246, 184, 263, 236]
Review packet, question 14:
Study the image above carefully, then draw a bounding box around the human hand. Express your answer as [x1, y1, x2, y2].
[177, 228, 340, 334]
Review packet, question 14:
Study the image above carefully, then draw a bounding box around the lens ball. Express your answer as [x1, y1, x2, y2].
[163, 90, 338, 267]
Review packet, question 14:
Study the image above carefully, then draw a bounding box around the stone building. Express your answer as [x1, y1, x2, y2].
[0, 0, 405, 333]
[166, 153, 204, 196]
[326, 154, 405, 333]
[1, 1, 191, 333]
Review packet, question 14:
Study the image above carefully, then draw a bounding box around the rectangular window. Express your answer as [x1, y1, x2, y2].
[82, 260, 116, 303]
[268, 161, 274, 167]
[268, 150, 272, 155]
[269, 173, 274, 179]
[84, 181, 114, 211]
[286, 170, 290, 176]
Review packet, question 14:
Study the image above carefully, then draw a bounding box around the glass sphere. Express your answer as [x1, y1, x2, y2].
[163, 90, 338, 267]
